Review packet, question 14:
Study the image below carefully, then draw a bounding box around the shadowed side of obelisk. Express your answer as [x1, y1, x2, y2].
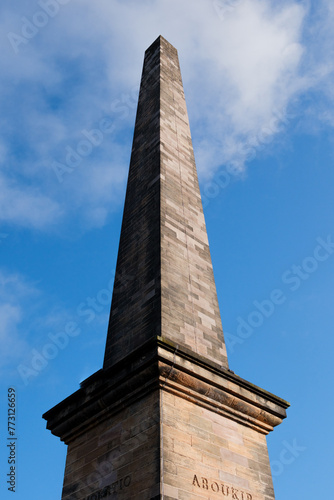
[103, 38, 162, 369]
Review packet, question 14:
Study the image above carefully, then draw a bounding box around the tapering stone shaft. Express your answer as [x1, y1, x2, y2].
[103, 36, 228, 370]
[43, 37, 289, 500]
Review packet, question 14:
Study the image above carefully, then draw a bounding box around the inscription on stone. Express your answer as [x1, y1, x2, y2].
[193, 475, 253, 499]
[85, 475, 131, 499]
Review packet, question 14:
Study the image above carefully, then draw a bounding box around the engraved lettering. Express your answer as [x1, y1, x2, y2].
[192, 473, 253, 499]
[232, 487, 240, 499]
[124, 475, 131, 487]
[86, 475, 131, 500]
[101, 486, 110, 497]
[193, 474, 201, 487]
[222, 484, 230, 496]
[211, 481, 219, 492]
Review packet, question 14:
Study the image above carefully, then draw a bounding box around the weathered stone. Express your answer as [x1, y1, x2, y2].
[103, 35, 228, 371]
[43, 36, 289, 500]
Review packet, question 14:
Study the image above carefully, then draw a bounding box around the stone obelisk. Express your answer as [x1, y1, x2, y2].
[43, 36, 289, 500]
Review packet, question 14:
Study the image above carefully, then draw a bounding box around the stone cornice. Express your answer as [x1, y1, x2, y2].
[157, 338, 289, 435]
[43, 338, 159, 444]
[43, 337, 289, 443]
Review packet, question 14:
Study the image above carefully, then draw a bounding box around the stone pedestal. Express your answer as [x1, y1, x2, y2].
[43, 338, 288, 499]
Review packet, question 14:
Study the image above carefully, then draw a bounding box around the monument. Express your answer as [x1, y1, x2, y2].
[43, 36, 289, 500]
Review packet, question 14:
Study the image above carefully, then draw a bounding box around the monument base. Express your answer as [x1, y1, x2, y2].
[43, 338, 289, 499]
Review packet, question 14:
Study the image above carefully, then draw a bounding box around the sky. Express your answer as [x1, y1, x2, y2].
[1, 0, 334, 498]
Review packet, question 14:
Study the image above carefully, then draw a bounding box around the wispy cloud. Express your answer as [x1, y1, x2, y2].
[0, 270, 39, 371]
[1, 0, 334, 232]
[0, 268, 80, 380]
[0, 173, 63, 229]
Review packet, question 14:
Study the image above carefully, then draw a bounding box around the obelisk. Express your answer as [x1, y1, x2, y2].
[43, 36, 289, 500]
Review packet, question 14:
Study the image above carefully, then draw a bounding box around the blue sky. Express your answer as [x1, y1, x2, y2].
[1, 0, 334, 498]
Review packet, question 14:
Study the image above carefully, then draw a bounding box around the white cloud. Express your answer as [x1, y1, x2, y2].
[0, 270, 38, 298]
[0, 304, 21, 342]
[0, 173, 63, 229]
[0, 270, 39, 370]
[171, 0, 307, 177]
[0, 269, 78, 377]
[0, 0, 333, 231]
[296, 0, 334, 128]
